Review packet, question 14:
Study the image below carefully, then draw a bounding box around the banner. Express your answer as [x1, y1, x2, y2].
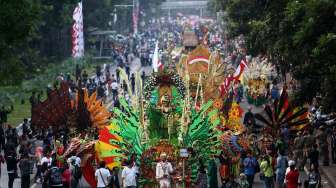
[132, 0, 139, 34]
[113, 8, 117, 24]
[72, 1, 84, 58]
[152, 41, 162, 72]
[232, 58, 248, 79]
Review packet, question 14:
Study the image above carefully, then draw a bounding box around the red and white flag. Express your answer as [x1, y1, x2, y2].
[232, 58, 248, 79]
[132, 0, 139, 34]
[72, 1, 84, 58]
[152, 41, 162, 72]
[219, 58, 248, 96]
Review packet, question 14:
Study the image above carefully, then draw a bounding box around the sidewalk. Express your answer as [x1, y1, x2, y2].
[320, 163, 336, 188]
[0, 162, 28, 188]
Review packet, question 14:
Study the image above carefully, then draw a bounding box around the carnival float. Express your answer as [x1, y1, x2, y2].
[242, 56, 275, 106]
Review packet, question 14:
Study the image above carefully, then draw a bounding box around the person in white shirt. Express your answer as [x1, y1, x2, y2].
[156, 153, 174, 188]
[111, 80, 119, 101]
[121, 160, 137, 188]
[95, 161, 111, 188]
[40, 154, 52, 167]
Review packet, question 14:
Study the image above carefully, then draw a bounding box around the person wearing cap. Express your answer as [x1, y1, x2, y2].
[156, 153, 173, 188]
[285, 161, 300, 188]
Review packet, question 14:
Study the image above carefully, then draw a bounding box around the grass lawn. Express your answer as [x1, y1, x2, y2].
[7, 97, 31, 126]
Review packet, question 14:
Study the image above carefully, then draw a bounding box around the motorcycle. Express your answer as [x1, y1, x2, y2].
[309, 106, 336, 128]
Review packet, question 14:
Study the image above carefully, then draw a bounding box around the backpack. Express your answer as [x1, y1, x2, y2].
[73, 164, 82, 179]
[49, 167, 63, 185]
[308, 172, 319, 185]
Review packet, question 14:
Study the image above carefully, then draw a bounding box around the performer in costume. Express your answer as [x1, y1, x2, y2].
[156, 153, 173, 188]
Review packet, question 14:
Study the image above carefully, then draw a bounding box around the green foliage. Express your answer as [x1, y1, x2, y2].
[83, 0, 165, 33]
[0, 0, 79, 86]
[147, 106, 167, 139]
[111, 97, 145, 161]
[182, 101, 221, 181]
[0, 0, 43, 85]
[207, 0, 227, 12]
[0, 0, 166, 86]
[217, 0, 336, 112]
[322, 65, 336, 112]
[38, 0, 78, 58]
[83, 0, 117, 30]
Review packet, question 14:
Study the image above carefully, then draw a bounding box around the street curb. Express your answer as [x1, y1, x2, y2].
[319, 166, 336, 188]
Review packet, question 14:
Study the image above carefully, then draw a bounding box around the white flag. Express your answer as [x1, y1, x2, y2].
[152, 41, 162, 72]
[113, 8, 117, 24]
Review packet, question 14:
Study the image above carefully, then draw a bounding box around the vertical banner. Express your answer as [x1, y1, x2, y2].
[113, 8, 117, 24]
[152, 41, 162, 72]
[72, 1, 84, 58]
[132, 0, 139, 34]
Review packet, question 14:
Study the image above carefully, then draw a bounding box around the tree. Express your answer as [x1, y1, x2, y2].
[0, 0, 79, 86]
[83, 0, 118, 30]
[37, 0, 78, 59]
[0, 0, 42, 85]
[215, 0, 336, 112]
[207, 0, 228, 13]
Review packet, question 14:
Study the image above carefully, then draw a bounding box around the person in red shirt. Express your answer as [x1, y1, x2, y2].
[285, 160, 301, 188]
[62, 163, 71, 188]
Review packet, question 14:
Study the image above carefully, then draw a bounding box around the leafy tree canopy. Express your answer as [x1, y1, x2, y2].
[0, 0, 79, 86]
[212, 0, 336, 112]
